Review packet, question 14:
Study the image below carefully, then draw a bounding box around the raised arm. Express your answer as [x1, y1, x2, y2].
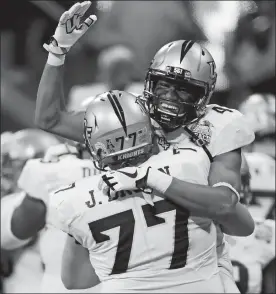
[35, 1, 97, 143]
[36, 63, 85, 142]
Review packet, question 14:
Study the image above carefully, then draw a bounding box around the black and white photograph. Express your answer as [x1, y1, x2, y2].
[1, 1, 275, 293]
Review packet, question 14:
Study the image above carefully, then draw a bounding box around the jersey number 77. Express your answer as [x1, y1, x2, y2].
[88, 200, 190, 275]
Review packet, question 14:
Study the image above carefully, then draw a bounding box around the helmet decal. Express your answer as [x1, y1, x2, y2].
[84, 91, 154, 168]
[107, 91, 127, 136]
[180, 40, 195, 63]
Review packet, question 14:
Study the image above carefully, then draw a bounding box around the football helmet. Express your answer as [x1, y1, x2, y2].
[144, 40, 217, 131]
[1, 129, 60, 196]
[83, 91, 154, 169]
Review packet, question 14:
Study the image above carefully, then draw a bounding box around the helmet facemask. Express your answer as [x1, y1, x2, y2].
[144, 68, 213, 132]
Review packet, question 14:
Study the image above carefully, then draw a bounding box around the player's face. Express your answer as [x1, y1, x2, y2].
[154, 80, 199, 106]
[151, 79, 204, 130]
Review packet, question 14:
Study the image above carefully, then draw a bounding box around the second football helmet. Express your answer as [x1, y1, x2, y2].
[144, 40, 217, 131]
[83, 91, 154, 169]
[1, 129, 60, 196]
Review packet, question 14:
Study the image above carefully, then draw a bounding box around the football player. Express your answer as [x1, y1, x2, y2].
[49, 91, 254, 292]
[35, 2, 255, 292]
[239, 93, 275, 159]
[2, 137, 100, 292]
[1, 129, 60, 293]
[18, 142, 101, 293]
[232, 96, 275, 294]
[227, 154, 275, 294]
[239, 93, 275, 219]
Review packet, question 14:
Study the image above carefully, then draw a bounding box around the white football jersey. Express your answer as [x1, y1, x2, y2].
[50, 145, 224, 293]
[161, 104, 255, 156]
[17, 150, 99, 293]
[227, 219, 275, 294]
[158, 104, 255, 286]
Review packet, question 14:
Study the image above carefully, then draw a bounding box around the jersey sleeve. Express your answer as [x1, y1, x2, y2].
[211, 109, 255, 156]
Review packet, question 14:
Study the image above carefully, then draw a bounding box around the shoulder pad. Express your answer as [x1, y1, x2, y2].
[205, 105, 255, 156]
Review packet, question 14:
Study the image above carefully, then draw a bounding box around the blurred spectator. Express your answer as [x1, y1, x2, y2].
[68, 45, 144, 111]
[85, 1, 206, 78]
[225, 0, 275, 109]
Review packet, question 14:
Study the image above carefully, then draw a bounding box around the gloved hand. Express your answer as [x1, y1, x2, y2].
[43, 1, 97, 55]
[99, 166, 152, 199]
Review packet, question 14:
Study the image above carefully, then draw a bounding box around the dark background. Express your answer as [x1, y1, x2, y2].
[1, 0, 275, 132]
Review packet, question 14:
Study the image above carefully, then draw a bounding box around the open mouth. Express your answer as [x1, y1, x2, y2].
[159, 102, 186, 118]
[161, 102, 179, 112]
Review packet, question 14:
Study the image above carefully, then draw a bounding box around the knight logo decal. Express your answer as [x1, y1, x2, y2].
[106, 139, 115, 153]
[95, 142, 108, 156]
[157, 136, 170, 150]
[189, 120, 214, 146]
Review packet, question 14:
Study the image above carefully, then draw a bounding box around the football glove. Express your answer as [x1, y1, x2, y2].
[99, 166, 152, 198]
[43, 1, 97, 55]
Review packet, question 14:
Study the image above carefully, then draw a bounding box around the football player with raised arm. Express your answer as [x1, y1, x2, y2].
[228, 94, 276, 294]
[50, 91, 253, 292]
[35, 2, 255, 292]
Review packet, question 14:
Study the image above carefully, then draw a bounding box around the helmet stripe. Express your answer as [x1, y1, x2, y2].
[107, 92, 127, 135]
[180, 40, 194, 63]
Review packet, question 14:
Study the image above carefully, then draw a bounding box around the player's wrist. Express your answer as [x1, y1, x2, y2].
[46, 52, 66, 66]
[146, 168, 173, 194]
[44, 37, 69, 66]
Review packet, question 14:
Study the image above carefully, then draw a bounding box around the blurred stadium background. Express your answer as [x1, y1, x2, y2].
[1, 0, 275, 131]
